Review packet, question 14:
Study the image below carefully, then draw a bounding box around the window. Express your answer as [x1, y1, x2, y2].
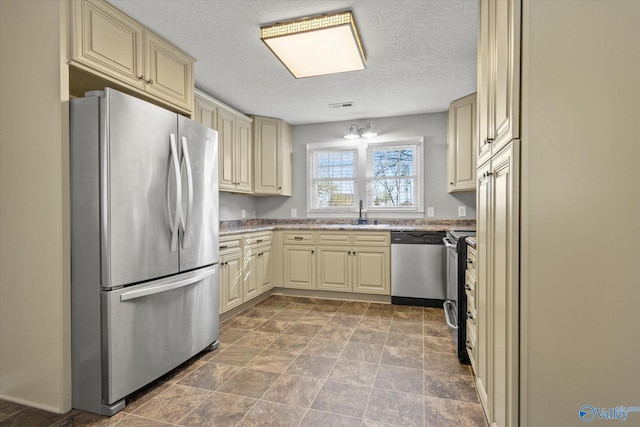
[307, 138, 423, 217]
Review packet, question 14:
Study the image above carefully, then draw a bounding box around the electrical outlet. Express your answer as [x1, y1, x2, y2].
[427, 207, 435, 217]
[291, 208, 297, 218]
[241, 209, 246, 219]
[458, 206, 466, 217]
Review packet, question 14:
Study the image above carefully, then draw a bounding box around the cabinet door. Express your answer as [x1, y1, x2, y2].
[254, 117, 280, 194]
[491, 0, 521, 153]
[220, 251, 243, 313]
[218, 109, 236, 191]
[235, 117, 253, 193]
[475, 160, 492, 413]
[489, 142, 520, 427]
[144, 31, 194, 112]
[194, 93, 218, 130]
[283, 246, 316, 289]
[353, 247, 390, 295]
[72, 0, 144, 89]
[317, 246, 351, 292]
[258, 246, 272, 293]
[448, 93, 477, 192]
[244, 250, 259, 301]
[477, 0, 492, 166]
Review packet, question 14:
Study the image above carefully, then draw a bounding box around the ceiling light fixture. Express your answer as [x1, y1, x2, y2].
[344, 123, 378, 140]
[260, 10, 366, 79]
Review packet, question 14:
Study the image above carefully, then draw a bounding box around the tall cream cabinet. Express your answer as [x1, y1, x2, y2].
[475, 1, 521, 426]
[70, 0, 194, 114]
[477, 0, 520, 167]
[253, 115, 293, 196]
[193, 90, 253, 194]
[447, 93, 477, 192]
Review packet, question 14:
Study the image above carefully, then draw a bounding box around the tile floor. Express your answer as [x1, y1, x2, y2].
[0, 295, 488, 427]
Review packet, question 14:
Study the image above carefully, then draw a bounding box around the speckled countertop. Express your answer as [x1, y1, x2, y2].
[219, 219, 476, 236]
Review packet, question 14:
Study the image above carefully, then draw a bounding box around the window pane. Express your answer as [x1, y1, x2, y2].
[373, 148, 413, 178]
[371, 178, 415, 207]
[314, 180, 355, 208]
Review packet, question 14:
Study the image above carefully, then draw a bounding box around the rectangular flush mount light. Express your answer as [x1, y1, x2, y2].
[260, 11, 366, 79]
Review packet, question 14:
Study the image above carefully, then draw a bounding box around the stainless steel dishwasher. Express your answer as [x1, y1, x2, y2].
[391, 231, 446, 307]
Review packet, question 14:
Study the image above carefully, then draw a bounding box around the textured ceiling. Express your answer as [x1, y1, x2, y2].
[107, 0, 478, 125]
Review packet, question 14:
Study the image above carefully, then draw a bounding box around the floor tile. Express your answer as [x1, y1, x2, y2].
[329, 359, 379, 387]
[234, 331, 280, 349]
[0, 407, 69, 427]
[255, 319, 295, 334]
[300, 410, 363, 427]
[311, 380, 371, 418]
[111, 414, 174, 426]
[393, 308, 424, 321]
[132, 384, 210, 424]
[389, 319, 424, 335]
[237, 400, 307, 427]
[326, 316, 361, 328]
[340, 342, 384, 363]
[363, 309, 394, 320]
[349, 328, 388, 345]
[365, 388, 424, 427]
[225, 316, 266, 330]
[177, 362, 242, 391]
[239, 307, 278, 319]
[423, 371, 480, 403]
[283, 322, 322, 337]
[218, 327, 246, 345]
[50, 410, 127, 426]
[424, 395, 488, 427]
[297, 313, 332, 326]
[358, 318, 392, 332]
[217, 368, 280, 399]
[0, 401, 27, 422]
[380, 345, 424, 370]
[208, 344, 262, 367]
[245, 349, 298, 374]
[302, 337, 348, 358]
[316, 325, 355, 341]
[179, 391, 256, 426]
[424, 319, 452, 337]
[270, 310, 305, 322]
[424, 335, 456, 353]
[267, 334, 312, 353]
[424, 308, 445, 321]
[374, 364, 424, 394]
[261, 374, 324, 408]
[386, 332, 424, 350]
[424, 351, 471, 375]
[285, 354, 336, 379]
[368, 303, 396, 311]
[121, 381, 172, 413]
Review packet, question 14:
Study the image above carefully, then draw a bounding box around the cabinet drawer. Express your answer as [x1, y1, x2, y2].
[245, 231, 272, 247]
[219, 235, 242, 253]
[353, 232, 390, 246]
[283, 231, 316, 244]
[317, 231, 352, 245]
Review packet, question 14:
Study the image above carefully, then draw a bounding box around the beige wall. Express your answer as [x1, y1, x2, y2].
[0, 0, 71, 413]
[521, 1, 640, 425]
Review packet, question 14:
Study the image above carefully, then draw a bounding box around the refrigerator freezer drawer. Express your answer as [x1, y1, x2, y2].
[102, 265, 219, 404]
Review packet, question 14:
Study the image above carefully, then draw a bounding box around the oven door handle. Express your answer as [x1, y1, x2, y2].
[443, 237, 457, 249]
[443, 300, 458, 329]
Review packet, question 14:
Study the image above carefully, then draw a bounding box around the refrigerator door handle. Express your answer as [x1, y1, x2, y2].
[180, 136, 194, 249]
[119, 266, 216, 301]
[168, 134, 182, 252]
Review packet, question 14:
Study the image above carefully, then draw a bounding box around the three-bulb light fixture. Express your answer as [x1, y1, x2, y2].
[344, 123, 378, 140]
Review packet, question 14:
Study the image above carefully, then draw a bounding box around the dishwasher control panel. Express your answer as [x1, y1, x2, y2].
[391, 231, 445, 245]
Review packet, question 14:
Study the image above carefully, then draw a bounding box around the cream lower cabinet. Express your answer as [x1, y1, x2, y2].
[219, 248, 243, 313]
[476, 141, 520, 427]
[243, 232, 273, 299]
[283, 245, 316, 289]
[70, 0, 194, 114]
[313, 231, 390, 295]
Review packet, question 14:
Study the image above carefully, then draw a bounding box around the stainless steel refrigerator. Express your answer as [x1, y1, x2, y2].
[70, 88, 219, 415]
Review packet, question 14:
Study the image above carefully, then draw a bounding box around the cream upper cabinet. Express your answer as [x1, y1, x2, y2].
[253, 115, 293, 196]
[447, 93, 477, 192]
[217, 108, 252, 193]
[70, 0, 194, 114]
[235, 116, 253, 193]
[477, 0, 521, 167]
[194, 91, 218, 130]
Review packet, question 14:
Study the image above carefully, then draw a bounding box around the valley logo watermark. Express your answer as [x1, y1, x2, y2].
[579, 405, 640, 423]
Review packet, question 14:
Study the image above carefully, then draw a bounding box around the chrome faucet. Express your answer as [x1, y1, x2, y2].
[358, 200, 367, 224]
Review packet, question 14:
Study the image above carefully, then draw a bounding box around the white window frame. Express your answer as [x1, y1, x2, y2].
[307, 137, 424, 218]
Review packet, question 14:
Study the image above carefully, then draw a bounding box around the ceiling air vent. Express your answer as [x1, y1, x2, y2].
[329, 102, 354, 109]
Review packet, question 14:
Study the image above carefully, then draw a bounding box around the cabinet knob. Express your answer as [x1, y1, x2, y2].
[466, 340, 473, 349]
[484, 137, 494, 145]
[465, 284, 472, 290]
[466, 311, 475, 320]
[278, 186, 282, 190]
[146, 79, 153, 85]
[137, 75, 144, 81]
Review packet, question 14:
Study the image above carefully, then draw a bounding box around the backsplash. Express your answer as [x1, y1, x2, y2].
[220, 218, 476, 229]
